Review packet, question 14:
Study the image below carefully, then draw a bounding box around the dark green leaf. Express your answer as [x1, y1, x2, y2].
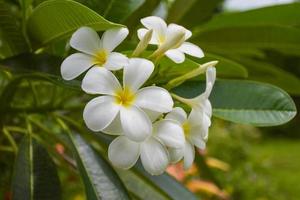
[67, 132, 131, 200]
[26, 0, 122, 47]
[199, 3, 300, 31]
[193, 25, 300, 54]
[167, 0, 223, 28]
[0, 1, 29, 59]
[12, 135, 61, 200]
[173, 80, 297, 126]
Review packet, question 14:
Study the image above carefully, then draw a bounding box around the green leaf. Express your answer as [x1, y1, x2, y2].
[67, 132, 131, 200]
[12, 135, 61, 200]
[0, 1, 29, 59]
[134, 163, 198, 200]
[199, 3, 300, 31]
[167, 0, 223, 27]
[173, 80, 297, 126]
[233, 57, 300, 95]
[26, 0, 122, 47]
[193, 25, 300, 54]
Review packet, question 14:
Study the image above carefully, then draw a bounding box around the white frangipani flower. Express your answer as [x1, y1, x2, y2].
[61, 27, 129, 80]
[82, 58, 174, 142]
[167, 67, 216, 169]
[137, 16, 204, 63]
[108, 119, 184, 175]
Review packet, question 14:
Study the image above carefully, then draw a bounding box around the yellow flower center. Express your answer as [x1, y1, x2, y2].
[182, 122, 191, 136]
[93, 49, 108, 66]
[115, 88, 135, 107]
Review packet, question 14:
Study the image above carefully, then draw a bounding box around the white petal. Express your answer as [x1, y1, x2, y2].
[70, 27, 101, 55]
[165, 49, 185, 64]
[61, 53, 93, 80]
[102, 113, 122, 135]
[135, 86, 173, 113]
[137, 28, 159, 45]
[168, 147, 184, 164]
[140, 137, 169, 175]
[82, 67, 121, 95]
[102, 28, 129, 52]
[185, 29, 192, 40]
[120, 106, 152, 142]
[183, 140, 195, 170]
[103, 52, 128, 70]
[143, 108, 162, 122]
[123, 58, 154, 92]
[204, 67, 216, 98]
[155, 120, 185, 148]
[83, 96, 120, 131]
[140, 16, 167, 41]
[178, 42, 204, 58]
[108, 136, 140, 169]
[165, 107, 187, 124]
[166, 23, 188, 41]
[190, 130, 207, 150]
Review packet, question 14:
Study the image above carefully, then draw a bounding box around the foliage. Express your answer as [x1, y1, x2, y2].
[0, 0, 299, 199]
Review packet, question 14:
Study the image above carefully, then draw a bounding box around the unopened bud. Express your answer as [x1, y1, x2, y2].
[132, 29, 153, 57]
[149, 29, 186, 60]
[166, 61, 218, 89]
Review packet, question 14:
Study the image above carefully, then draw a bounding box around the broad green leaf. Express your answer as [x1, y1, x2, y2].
[173, 80, 297, 126]
[0, 2, 29, 59]
[117, 170, 170, 200]
[27, 0, 122, 47]
[134, 163, 198, 200]
[167, 0, 223, 27]
[192, 25, 300, 53]
[198, 3, 300, 31]
[67, 132, 131, 200]
[12, 135, 61, 200]
[233, 57, 300, 95]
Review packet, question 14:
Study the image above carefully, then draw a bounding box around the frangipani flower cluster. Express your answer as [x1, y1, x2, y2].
[61, 16, 217, 175]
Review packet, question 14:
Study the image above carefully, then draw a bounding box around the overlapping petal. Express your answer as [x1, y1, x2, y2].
[165, 107, 187, 124]
[120, 106, 152, 142]
[137, 28, 159, 44]
[61, 53, 93, 80]
[103, 52, 128, 70]
[183, 140, 195, 170]
[82, 67, 121, 95]
[165, 49, 185, 63]
[123, 58, 154, 92]
[135, 86, 173, 113]
[70, 27, 101, 55]
[168, 147, 184, 164]
[108, 136, 140, 169]
[155, 120, 185, 148]
[102, 28, 129, 52]
[140, 137, 169, 175]
[178, 42, 204, 58]
[141, 16, 167, 43]
[83, 96, 120, 131]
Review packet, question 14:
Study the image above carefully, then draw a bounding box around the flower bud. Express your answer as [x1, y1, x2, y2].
[132, 29, 153, 57]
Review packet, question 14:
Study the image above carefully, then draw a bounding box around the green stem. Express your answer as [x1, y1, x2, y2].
[2, 128, 18, 153]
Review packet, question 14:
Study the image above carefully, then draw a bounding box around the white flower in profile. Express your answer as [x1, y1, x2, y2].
[137, 16, 204, 63]
[108, 119, 184, 175]
[82, 58, 174, 142]
[167, 67, 216, 169]
[61, 27, 129, 80]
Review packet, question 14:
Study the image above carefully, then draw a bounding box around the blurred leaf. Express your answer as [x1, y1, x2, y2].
[167, 0, 223, 27]
[0, 1, 29, 59]
[134, 163, 198, 200]
[123, 0, 160, 31]
[27, 0, 122, 47]
[12, 135, 61, 200]
[192, 26, 300, 54]
[67, 132, 131, 200]
[235, 58, 300, 95]
[199, 3, 300, 31]
[173, 80, 297, 126]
